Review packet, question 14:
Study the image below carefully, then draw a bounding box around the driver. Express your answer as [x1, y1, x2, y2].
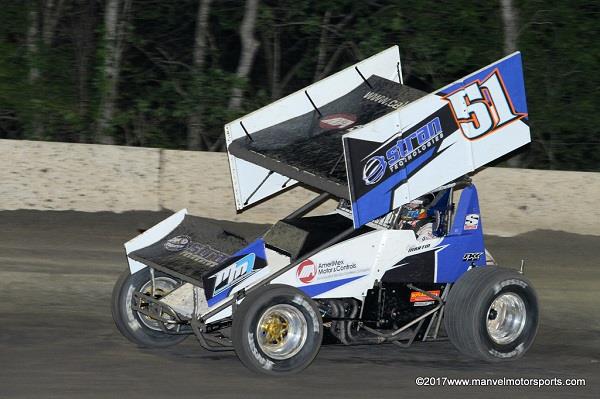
[398, 195, 435, 241]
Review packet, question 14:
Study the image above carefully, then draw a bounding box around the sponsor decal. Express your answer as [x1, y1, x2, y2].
[248, 332, 274, 370]
[319, 113, 357, 130]
[164, 235, 191, 252]
[409, 290, 441, 303]
[346, 105, 458, 211]
[443, 69, 526, 141]
[210, 253, 256, 296]
[363, 91, 409, 110]
[361, 116, 444, 185]
[296, 259, 317, 284]
[180, 242, 229, 267]
[316, 259, 361, 279]
[464, 214, 480, 230]
[463, 252, 483, 262]
[408, 243, 431, 253]
[362, 156, 386, 185]
[164, 235, 229, 267]
[382, 117, 443, 172]
[296, 258, 368, 284]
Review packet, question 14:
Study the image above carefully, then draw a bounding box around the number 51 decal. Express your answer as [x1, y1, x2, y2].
[443, 68, 527, 140]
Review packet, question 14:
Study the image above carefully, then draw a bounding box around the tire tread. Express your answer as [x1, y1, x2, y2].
[444, 266, 537, 361]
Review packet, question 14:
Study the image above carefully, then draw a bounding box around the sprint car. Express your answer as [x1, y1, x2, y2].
[112, 47, 539, 375]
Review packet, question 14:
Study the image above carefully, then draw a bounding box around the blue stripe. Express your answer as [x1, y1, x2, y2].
[299, 275, 365, 297]
[207, 290, 229, 307]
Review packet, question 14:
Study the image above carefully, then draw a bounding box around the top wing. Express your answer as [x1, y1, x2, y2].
[225, 46, 405, 208]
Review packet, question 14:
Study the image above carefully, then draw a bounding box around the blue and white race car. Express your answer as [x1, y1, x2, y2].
[112, 46, 539, 375]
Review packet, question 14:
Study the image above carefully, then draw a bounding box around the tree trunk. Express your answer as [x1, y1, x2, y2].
[187, 0, 212, 150]
[26, 0, 68, 139]
[27, 4, 40, 84]
[42, 0, 65, 46]
[271, 27, 281, 100]
[500, 0, 523, 168]
[500, 0, 518, 55]
[73, 0, 97, 134]
[26, 2, 43, 139]
[261, 28, 273, 96]
[313, 11, 331, 82]
[227, 0, 260, 112]
[209, 0, 259, 151]
[96, 0, 132, 144]
[260, 24, 281, 100]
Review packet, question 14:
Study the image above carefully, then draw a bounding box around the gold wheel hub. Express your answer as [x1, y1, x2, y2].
[255, 304, 308, 360]
[260, 314, 289, 345]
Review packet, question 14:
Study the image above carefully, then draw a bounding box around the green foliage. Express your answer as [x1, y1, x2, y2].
[518, 0, 600, 170]
[0, 0, 597, 170]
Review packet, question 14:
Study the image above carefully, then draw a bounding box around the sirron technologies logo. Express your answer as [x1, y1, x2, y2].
[296, 259, 317, 284]
[362, 156, 386, 185]
[164, 235, 191, 252]
[361, 116, 444, 186]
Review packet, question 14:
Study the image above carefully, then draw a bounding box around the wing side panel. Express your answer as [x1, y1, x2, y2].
[344, 52, 530, 227]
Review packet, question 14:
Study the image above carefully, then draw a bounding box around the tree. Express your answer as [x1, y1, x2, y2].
[26, 2, 39, 86]
[187, 0, 212, 150]
[1, 0, 597, 171]
[96, 0, 132, 144]
[227, 0, 260, 112]
[26, 0, 67, 138]
[71, 0, 98, 127]
[42, 0, 66, 47]
[210, 0, 260, 150]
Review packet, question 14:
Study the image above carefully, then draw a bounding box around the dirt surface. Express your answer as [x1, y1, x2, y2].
[0, 210, 598, 398]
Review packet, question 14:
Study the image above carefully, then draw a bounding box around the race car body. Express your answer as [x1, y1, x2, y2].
[112, 46, 539, 375]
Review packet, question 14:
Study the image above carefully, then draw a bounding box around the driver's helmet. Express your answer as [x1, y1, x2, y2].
[400, 195, 432, 220]
[399, 195, 433, 230]
[399, 201, 427, 221]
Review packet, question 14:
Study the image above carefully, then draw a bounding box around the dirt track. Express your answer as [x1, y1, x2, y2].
[0, 210, 598, 398]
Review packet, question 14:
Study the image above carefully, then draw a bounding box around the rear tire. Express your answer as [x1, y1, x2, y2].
[444, 266, 538, 361]
[111, 268, 188, 348]
[232, 284, 323, 375]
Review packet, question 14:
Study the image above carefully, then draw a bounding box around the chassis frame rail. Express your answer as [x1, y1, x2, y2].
[132, 290, 235, 350]
[132, 291, 192, 335]
[359, 283, 450, 347]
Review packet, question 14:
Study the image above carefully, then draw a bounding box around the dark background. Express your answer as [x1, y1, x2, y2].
[0, 0, 598, 171]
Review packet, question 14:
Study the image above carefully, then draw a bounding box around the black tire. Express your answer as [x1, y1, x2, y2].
[232, 284, 323, 375]
[444, 266, 538, 361]
[111, 268, 188, 348]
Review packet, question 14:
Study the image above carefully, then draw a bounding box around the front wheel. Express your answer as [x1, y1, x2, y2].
[232, 284, 323, 375]
[444, 266, 539, 361]
[111, 268, 188, 348]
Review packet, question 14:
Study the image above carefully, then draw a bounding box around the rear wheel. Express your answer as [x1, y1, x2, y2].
[111, 268, 188, 348]
[444, 266, 538, 361]
[232, 284, 323, 375]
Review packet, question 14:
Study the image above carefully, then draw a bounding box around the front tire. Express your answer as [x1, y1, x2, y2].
[111, 268, 188, 348]
[444, 266, 538, 361]
[232, 284, 323, 375]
